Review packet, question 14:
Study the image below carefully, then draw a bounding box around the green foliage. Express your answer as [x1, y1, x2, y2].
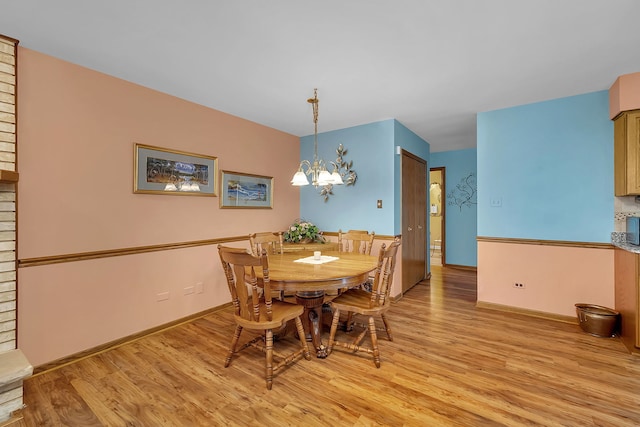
[283, 219, 325, 243]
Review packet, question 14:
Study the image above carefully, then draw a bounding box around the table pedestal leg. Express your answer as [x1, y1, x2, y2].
[295, 291, 328, 358]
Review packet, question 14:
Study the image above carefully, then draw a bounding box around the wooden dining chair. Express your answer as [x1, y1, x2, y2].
[337, 229, 375, 255]
[334, 229, 377, 330]
[327, 237, 401, 368]
[217, 245, 311, 389]
[337, 229, 376, 289]
[249, 231, 284, 256]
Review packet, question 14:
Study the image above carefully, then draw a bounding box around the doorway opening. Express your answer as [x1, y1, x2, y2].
[429, 167, 445, 266]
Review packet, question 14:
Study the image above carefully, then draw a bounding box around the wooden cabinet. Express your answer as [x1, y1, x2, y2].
[614, 109, 640, 196]
[614, 248, 640, 354]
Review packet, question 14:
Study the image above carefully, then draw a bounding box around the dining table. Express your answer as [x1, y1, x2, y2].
[259, 250, 379, 358]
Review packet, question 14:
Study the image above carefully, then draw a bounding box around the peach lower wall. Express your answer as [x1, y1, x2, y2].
[609, 71, 640, 119]
[478, 241, 614, 317]
[18, 244, 240, 366]
[16, 48, 301, 366]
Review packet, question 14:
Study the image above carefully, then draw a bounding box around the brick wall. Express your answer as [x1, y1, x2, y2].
[0, 33, 22, 421]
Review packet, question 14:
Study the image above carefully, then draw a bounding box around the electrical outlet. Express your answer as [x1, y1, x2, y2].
[156, 291, 170, 301]
[195, 282, 204, 294]
[184, 286, 195, 295]
[513, 283, 525, 289]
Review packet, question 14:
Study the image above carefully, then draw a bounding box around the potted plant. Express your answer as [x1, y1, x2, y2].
[283, 219, 326, 243]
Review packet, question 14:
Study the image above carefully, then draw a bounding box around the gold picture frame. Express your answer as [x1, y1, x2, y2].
[134, 143, 218, 196]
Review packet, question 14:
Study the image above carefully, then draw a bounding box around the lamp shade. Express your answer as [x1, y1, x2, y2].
[291, 171, 310, 186]
[317, 170, 332, 186]
[330, 170, 344, 185]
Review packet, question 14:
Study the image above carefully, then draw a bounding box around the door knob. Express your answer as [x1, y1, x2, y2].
[417, 225, 423, 229]
[407, 226, 413, 231]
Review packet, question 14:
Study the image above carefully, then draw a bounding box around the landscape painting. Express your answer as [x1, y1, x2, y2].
[220, 170, 273, 208]
[134, 143, 217, 196]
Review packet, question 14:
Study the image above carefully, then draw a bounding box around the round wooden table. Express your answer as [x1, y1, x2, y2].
[263, 251, 379, 357]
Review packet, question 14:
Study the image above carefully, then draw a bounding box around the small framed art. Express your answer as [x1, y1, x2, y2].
[220, 170, 273, 208]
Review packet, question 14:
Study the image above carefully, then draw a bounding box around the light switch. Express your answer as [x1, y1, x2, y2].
[377, 200, 383, 209]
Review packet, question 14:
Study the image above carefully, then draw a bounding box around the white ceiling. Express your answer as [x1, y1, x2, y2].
[1, 1, 639, 152]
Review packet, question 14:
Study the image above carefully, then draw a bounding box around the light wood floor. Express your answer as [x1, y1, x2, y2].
[15, 266, 640, 426]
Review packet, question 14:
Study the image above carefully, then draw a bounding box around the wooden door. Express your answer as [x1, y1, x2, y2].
[401, 150, 427, 292]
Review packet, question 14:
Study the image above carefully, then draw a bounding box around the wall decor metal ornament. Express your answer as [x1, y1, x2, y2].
[447, 172, 477, 211]
[220, 170, 273, 209]
[134, 143, 217, 196]
[319, 143, 357, 202]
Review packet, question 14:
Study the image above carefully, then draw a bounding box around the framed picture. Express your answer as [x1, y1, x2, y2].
[220, 170, 273, 209]
[134, 143, 217, 196]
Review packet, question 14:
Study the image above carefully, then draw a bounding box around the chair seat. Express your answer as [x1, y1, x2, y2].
[330, 288, 390, 316]
[235, 300, 305, 330]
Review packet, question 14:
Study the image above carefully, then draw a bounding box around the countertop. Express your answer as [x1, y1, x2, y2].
[611, 232, 640, 253]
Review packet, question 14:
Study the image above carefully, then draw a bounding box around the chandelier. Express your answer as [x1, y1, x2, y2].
[290, 89, 344, 187]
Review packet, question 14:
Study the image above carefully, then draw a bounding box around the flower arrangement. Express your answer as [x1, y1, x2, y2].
[283, 219, 325, 243]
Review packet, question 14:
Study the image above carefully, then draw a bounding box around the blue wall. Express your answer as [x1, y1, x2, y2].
[431, 148, 477, 266]
[477, 91, 614, 242]
[299, 120, 395, 234]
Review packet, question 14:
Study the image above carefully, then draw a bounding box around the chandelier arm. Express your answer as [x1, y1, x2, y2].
[298, 159, 312, 173]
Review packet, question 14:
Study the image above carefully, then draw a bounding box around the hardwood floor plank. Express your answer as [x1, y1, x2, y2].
[17, 266, 640, 426]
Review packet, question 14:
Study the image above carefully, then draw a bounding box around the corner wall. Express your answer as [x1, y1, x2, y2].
[299, 120, 395, 234]
[299, 119, 429, 296]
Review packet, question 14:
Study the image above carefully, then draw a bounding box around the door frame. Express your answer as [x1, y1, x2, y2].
[429, 167, 446, 266]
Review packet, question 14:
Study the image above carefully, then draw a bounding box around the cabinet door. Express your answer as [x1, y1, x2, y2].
[614, 248, 640, 352]
[614, 110, 640, 196]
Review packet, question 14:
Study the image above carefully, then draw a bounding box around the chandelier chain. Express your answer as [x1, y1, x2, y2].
[308, 88, 319, 162]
